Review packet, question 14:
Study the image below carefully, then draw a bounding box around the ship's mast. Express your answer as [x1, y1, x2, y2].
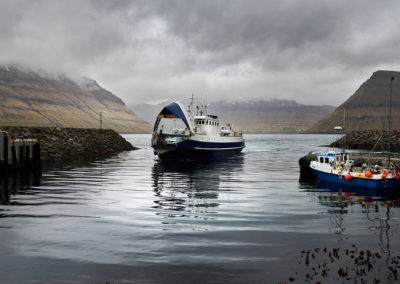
[187, 93, 195, 114]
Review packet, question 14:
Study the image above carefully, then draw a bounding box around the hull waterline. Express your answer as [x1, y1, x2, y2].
[154, 140, 245, 160]
[312, 168, 400, 189]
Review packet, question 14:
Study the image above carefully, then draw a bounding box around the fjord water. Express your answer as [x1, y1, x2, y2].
[2, 134, 400, 283]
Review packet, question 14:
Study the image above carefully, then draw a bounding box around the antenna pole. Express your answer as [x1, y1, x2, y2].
[388, 77, 395, 163]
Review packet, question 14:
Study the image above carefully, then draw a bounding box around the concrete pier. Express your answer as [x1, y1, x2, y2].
[0, 131, 41, 174]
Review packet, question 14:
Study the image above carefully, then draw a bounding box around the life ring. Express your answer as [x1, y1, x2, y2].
[393, 170, 399, 179]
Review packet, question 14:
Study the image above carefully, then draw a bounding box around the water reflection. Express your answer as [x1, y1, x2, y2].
[0, 153, 122, 219]
[301, 180, 400, 267]
[301, 180, 400, 208]
[0, 172, 42, 206]
[151, 156, 244, 221]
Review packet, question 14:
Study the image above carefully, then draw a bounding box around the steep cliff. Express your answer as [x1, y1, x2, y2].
[0, 66, 152, 133]
[306, 71, 400, 133]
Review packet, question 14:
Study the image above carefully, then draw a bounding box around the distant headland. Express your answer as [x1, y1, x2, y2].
[306, 70, 400, 133]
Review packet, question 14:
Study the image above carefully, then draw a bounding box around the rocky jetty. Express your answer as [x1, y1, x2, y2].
[0, 126, 135, 160]
[331, 130, 400, 151]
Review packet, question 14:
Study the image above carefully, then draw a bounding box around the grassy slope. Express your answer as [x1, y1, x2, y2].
[0, 67, 152, 133]
[306, 70, 400, 133]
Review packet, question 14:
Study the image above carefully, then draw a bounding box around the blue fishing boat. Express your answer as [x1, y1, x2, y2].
[151, 99, 245, 160]
[310, 151, 400, 189]
[310, 77, 400, 189]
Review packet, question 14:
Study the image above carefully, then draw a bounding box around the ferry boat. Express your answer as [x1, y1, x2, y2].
[310, 151, 400, 189]
[151, 99, 245, 160]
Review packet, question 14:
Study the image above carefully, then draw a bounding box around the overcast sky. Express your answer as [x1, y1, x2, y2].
[1, 0, 400, 106]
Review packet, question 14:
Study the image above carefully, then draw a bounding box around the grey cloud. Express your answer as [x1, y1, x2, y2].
[1, 0, 400, 106]
[153, 0, 400, 70]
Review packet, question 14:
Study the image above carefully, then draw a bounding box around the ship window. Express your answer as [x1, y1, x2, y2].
[319, 157, 323, 163]
[325, 157, 329, 163]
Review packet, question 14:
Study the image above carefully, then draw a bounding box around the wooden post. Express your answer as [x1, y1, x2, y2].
[11, 145, 17, 166]
[4, 135, 8, 169]
[19, 145, 24, 169]
[33, 143, 40, 165]
[25, 145, 31, 168]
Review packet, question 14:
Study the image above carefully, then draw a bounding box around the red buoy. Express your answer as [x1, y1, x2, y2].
[382, 171, 389, 178]
[365, 171, 373, 178]
[345, 173, 352, 181]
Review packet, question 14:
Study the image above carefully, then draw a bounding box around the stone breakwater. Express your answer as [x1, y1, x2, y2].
[0, 126, 136, 160]
[331, 130, 400, 151]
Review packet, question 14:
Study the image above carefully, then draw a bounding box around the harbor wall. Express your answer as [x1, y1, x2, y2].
[1, 130, 41, 173]
[0, 126, 136, 161]
[331, 130, 400, 151]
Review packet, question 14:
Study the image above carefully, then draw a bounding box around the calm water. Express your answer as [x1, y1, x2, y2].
[2, 134, 400, 283]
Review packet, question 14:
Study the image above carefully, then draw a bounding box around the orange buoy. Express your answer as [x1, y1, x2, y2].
[365, 171, 373, 178]
[345, 173, 352, 181]
[382, 171, 389, 178]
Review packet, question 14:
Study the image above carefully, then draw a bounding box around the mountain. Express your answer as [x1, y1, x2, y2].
[306, 70, 400, 133]
[129, 100, 335, 133]
[0, 66, 151, 133]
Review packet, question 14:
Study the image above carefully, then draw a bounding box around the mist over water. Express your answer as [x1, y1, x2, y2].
[2, 134, 400, 283]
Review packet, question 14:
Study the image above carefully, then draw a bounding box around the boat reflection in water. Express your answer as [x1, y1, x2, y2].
[302, 180, 400, 209]
[301, 180, 400, 253]
[151, 156, 244, 224]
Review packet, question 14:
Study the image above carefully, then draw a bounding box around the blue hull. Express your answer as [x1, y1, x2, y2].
[156, 139, 245, 160]
[312, 169, 400, 189]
